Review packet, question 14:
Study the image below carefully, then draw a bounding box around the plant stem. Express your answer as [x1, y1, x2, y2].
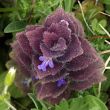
[42, 100, 54, 108]
[33, 81, 40, 95]
[98, 56, 110, 98]
[4, 99, 17, 110]
[98, 50, 110, 55]
[99, 24, 110, 37]
[78, 1, 95, 35]
[87, 36, 110, 41]
[4, 85, 8, 94]
[28, 0, 36, 24]
[98, 82, 101, 98]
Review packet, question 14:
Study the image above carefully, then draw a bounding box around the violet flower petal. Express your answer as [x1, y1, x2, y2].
[49, 59, 54, 68]
[38, 56, 54, 71]
[39, 56, 45, 61]
[35, 75, 39, 79]
[60, 19, 69, 26]
[57, 79, 66, 87]
[57, 75, 66, 87]
[22, 80, 27, 84]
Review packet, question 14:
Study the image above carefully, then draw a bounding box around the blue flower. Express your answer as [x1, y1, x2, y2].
[37, 56, 54, 71]
[35, 75, 39, 79]
[22, 78, 32, 87]
[57, 75, 66, 87]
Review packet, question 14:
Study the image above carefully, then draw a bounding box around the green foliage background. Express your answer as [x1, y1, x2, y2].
[0, 0, 110, 110]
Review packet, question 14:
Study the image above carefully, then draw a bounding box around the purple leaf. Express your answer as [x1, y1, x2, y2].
[66, 37, 99, 71]
[68, 57, 104, 81]
[48, 21, 71, 44]
[50, 37, 67, 51]
[69, 69, 106, 90]
[11, 41, 31, 67]
[43, 32, 58, 48]
[41, 69, 67, 84]
[57, 34, 83, 62]
[16, 31, 33, 57]
[40, 43, 64, 58]
[26, 27, 47, 53]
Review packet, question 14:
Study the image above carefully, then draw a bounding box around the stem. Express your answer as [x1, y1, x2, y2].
[28, 0, 36, 24]
[100, 12, 110, 17]
[78, 1, 95, 35]
[4, 85, 8, 94]
[87, 36, 110, 41]
[98, 56, 110, 98]
[105, 67, 110, 69]
[4, 99, 17, 110]
[98, 82, 101, 98]
[99, 24, 110, 37]
[42, 100, 54, 108]
[98, 50, 110, 55]
[95, 0, 98, 5]
[105, 40, 110, 45]
[33, 81, 40, 95]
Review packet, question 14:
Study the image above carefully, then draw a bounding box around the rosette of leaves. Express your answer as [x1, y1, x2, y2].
[7, 7, 106, 105]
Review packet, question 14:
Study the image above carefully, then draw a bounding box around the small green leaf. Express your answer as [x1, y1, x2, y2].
[42, 107, 48, 110]
[92, 19, 98, 32]
[41, 100, 54, 108]
[59, 98, 69, 110]
[84, 95, 108, 110]
[4, 21, 27, 33]
[0, 102, 9, 110]
[96, 20, 107, 34]
[55, 105, 61, 110]
[96, 29, 106, 34]
[70, 97, 84, 110]
[99, 20, 107, 28]
[78, 103, 88, 110]
[28, 93, 42, 110]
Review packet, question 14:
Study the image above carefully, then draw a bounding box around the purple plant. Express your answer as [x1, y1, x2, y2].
[7, 7, 106, 105]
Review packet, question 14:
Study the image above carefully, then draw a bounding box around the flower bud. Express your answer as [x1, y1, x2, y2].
[5, 67, 16, 86]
